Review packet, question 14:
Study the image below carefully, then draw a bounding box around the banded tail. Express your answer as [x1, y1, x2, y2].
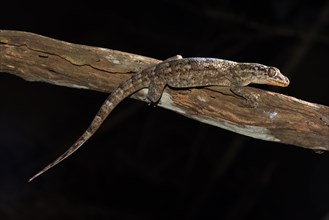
[29, 72, 150, 182]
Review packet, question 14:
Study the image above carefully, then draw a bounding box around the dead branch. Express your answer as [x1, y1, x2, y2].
[1, 30, 328, 152]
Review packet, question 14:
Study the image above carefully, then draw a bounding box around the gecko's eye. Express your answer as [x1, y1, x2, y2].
[267, 67, 277, 77]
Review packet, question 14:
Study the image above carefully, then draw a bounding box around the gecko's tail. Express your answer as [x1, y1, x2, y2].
[29, 68, 152, 182]
[28, 135, 91, 182]
[28, 95, 116, 182]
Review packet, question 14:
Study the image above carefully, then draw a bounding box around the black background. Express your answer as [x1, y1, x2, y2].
[0, 0, 328, 219]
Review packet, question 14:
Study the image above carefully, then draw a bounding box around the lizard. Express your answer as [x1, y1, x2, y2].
[29, 55, 289, 182]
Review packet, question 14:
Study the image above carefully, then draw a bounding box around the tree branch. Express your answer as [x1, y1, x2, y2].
[1, 30, 328, 152]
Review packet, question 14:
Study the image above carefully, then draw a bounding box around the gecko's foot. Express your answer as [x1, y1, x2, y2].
[147, 99, 159, 107]
[243, 99, 259, 108]
[239, 93, 258, 108]
[230, 86, 259, 108]
[148, 103, 158, 108]
[241, 93, 259, 108]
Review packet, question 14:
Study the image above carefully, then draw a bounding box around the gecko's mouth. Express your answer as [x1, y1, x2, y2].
[265, 75, 290, 87]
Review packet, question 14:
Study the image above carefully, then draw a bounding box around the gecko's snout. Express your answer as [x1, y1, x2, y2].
[281, 75, 290, 87]
[265, 67, 290, 87]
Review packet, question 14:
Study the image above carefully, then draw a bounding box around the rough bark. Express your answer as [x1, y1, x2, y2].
[1, 30, 328, 152]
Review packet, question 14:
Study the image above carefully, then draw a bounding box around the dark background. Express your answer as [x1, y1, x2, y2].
[0, 0, 328, 219]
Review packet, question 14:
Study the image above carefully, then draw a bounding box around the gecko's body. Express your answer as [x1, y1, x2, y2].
[29, 55, 289, 181]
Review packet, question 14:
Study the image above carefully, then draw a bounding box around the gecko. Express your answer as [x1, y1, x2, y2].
[29, 55, 289, 182]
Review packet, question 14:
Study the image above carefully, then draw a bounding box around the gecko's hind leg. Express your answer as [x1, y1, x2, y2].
[146, 55, 181, 105]
[147, 81, 166, 105]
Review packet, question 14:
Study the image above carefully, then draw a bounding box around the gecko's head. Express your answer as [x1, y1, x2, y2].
[256, 66, 289, 87]
[239, 64, 290, 87]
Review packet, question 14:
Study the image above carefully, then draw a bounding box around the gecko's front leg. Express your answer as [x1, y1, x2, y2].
[230, 83, 259, 108]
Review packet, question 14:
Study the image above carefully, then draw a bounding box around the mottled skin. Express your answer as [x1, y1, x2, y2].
[29, 55, 289, 182]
